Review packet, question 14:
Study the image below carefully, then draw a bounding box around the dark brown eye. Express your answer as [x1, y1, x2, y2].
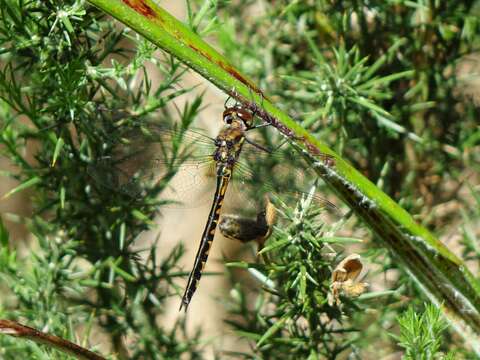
[224, 114, 233, 124]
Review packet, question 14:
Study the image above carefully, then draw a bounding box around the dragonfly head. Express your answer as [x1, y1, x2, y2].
[223, 105, 254, 129]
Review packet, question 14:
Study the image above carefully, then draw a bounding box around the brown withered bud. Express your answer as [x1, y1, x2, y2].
[219, 195, 276, 250]
[329, 254, 368, 306]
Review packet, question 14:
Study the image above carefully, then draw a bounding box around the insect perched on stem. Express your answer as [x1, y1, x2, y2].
[179, 103, 257, 311]
[87, 98, 336, 311]
[179, 101, 336, 310]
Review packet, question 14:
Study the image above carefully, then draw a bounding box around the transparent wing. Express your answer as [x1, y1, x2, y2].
[87, 123, 218, 208]
[226, 140, 336, 215]
[87, 122, 336, 211]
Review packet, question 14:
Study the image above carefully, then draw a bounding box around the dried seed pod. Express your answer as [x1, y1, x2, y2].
[219, 195, 276, 250]
[330, 254, 368, 306]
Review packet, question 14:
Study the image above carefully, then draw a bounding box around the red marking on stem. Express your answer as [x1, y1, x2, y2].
[223, 64, 262, 95]
[187, 43, 212, 61]
[302, 137, 323, 156]
[122, 0, 156, 18]
[303, 138, 336, 166]
[186, 43, 264, 97]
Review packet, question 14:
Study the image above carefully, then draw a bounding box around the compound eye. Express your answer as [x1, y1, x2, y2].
[224, 114, 234, 124]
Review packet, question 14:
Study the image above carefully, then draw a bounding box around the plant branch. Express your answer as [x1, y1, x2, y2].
[0, 320, 105, 360]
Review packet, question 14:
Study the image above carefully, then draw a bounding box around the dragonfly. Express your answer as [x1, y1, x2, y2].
[88, 101, 335, 311]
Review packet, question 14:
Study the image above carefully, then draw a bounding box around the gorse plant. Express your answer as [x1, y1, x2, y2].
[0, 0, 204, 358]
[0, 0, 479, 359]
[394, 304, 455, 360]
[225, 191, 367, 359]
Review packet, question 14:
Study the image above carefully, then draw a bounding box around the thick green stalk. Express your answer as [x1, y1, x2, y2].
[87, 0, 480, 352]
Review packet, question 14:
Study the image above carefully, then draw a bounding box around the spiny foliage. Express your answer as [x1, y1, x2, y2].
[0, 0, 203, 358]
[225, 193, 366, 358]
[394, 304, 456, 360]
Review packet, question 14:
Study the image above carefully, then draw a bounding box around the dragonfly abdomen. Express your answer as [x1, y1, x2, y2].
[180, 170, 231, 311]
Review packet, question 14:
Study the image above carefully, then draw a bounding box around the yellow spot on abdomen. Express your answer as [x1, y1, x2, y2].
[220, 184, 227, 196]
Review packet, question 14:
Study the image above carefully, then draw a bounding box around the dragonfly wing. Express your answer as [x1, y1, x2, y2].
[87, 123, 217, 208]
[230, 146, 337, 213]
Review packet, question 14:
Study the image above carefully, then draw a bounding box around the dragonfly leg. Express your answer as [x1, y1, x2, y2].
[224, 94, 233, 109]
[249, 123, 271, 130]
[244, 134, 292, 155]
[244, 137, 271, 153]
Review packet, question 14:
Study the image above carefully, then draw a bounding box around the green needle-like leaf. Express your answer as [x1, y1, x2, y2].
[2, 176, 41, 199]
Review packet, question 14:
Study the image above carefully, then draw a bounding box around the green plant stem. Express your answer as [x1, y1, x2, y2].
[86, 0, 480, 353]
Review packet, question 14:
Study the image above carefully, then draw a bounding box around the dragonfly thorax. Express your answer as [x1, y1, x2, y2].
[212, 113, 249, 171]
[212, 137, 244, 167]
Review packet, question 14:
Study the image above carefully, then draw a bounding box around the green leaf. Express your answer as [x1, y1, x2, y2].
[2, 176, 41, 199]
[258, 238, 291, 254]
[51, 136, 64, 167]
[131, 209, 154, 225]
[358, 290, 397, 300]
[321, 237, 364, 244]
[60, 186, 65, 209]
[299, 265, 307, 302]
[257, 312, 291, 347]
[119, 222, 126, 250]
[109, 258, 136, 282]
[349, 96, 392, 118]
[235, 330, 261, 341]
[0, 217, 9, 248]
